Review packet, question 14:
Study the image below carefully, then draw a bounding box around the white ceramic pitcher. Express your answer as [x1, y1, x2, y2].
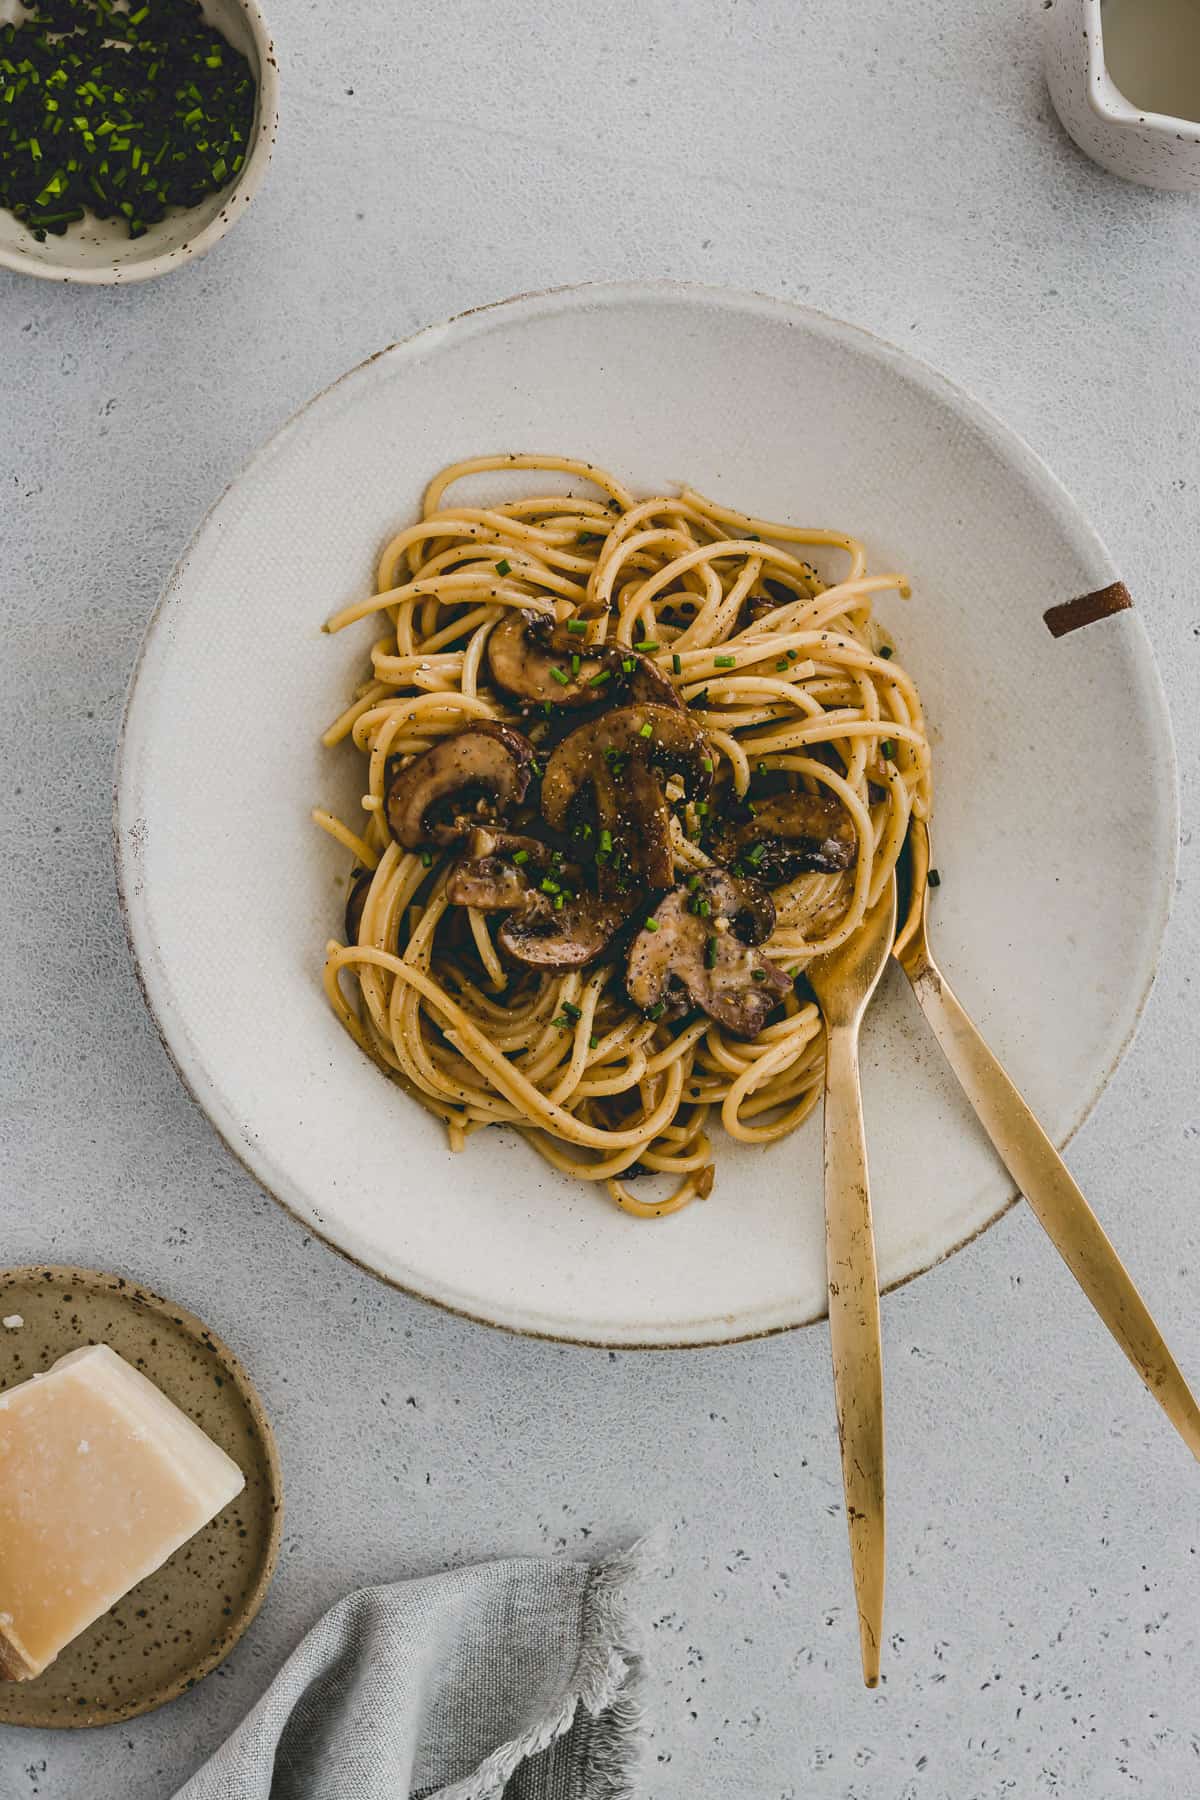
[1044, 0, 1200, 190]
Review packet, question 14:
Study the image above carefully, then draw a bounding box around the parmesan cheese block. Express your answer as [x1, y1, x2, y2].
[0, 1344, 245, 1681]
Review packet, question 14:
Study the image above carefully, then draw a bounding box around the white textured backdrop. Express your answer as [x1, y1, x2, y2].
[2, 0, 1199, 1795]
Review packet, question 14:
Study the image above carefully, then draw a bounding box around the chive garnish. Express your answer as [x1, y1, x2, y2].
[549, 665, 571, 686]
[751, 968, 767, 981]
[879, 644, 894, 659]
[588, 1034, 599, 1049]
[928, 867, 941, 888]
[566, 618, 588, 635]
[0, 0, 258, 243]
[621, 658, 635, 673]
[511, 849, 529, 865]
[714, 655, 735, 669]
[644, 917, 659, 932]
[633, 639, 659, 652]
[420, 850, 433, 867]
[571, 653, 581, 674]
[647, 1001, 666, 1020]
[705, 934, 719, 969]
[495, 559, 511, 575]
[672, 653, 682, 675]
[588, 668, 612, 687]
[598, 829, 613, 852]
[562, 1001, 582, 1021]
[638, 721, 653, 738]
[880, 739, 896, 760]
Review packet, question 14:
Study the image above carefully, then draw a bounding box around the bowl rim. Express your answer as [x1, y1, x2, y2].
[0, 0, 279, 286]
[113, 279, 1179, 1349]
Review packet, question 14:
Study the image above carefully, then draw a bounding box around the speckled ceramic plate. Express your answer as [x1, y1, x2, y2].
[114, 282, 1177, 1348]
[0, 1266, 282, 1728]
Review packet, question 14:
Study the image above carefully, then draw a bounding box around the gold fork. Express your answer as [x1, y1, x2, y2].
[896, 816, 1200, 1461]
[806, 878, 898, 1689]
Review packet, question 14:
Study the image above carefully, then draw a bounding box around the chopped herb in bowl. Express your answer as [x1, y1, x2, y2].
[0, 0, 257, 243]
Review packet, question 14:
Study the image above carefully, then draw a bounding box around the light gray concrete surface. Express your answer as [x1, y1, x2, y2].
[2, 1, 1199, 1794]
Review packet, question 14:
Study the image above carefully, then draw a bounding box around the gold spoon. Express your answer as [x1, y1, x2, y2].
[806, 877, 898, 1689]
[895, 816, 1200, 1461]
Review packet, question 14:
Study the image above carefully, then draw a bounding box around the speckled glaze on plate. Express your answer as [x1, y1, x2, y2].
[114, 283, 1177, 1348]
[0, 1266, 282, 1729]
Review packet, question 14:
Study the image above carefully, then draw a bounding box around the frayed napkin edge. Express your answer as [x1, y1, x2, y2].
[437, 1531, 661, 1800]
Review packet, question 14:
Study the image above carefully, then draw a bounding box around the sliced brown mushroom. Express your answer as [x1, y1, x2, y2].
[498, 892, 636, 971]
[541, 704, 713, 894]
[385, 721, 534, 849]
[625, 869, 791, 1038]
[487, 612, 680, 711]
[344, 867, 373, 945]
[707, 791, 856, 883]
[446, 832, 558, 912]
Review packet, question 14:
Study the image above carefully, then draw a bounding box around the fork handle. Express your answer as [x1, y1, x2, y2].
[899, 944, 1200, 1461]
[823, 1020, 886, 1688]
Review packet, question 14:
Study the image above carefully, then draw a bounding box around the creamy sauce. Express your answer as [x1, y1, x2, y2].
[1101, 0, 1200, 122]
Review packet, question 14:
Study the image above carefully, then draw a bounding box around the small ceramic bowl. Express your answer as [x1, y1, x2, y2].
[0, 0, 278, 284]
[1044, 0, 1200, 192]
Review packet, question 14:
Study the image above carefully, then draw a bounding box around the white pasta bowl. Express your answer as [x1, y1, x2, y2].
[0, 0, 278, 285]
[114, 283, 1176, 1347]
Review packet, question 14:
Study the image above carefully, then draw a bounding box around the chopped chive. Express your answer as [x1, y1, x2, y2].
[928, 867, 941, 888]
[647, 1001, 666, 1020]
[687, 873, 701, 891]
[880, 739, 896, 760]
[694, 801, 709, 816]
[705, 934, 719, 969]
[577, 531, 602, 545]
[672, 653, 682, 675]
[644, 917, 660, 932]
[566, 618, 588, 635]
[747, 842, 767, 866]
[714, 655, 735, 669]
[540, 878, 561, 895]
[571, 653, 581, 674]
[562, 1001, 582, 1021]
[751, 968, 767, 981]
[420, 850, 433, 867]
[598, 829, 613, 852]
[512, 849, 529, 865]
[879, 644, 894, 659]
[696, 898, 711, 917]
[702, 758, 712, 773]
[588, 1034, 599, 1050]
[633, 639, 659, 652]
[494, 559, 511, 575]
[554, 893, 564, 909]
[638, 721, 653, 739]
[549, 665, 571, 686]
[776, 659, 788, 671]
[588, 668, 612, 687]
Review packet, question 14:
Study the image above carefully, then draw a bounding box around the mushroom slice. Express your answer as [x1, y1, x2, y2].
[446, 832, 555, 912]
[707, 791, 856, 882]
[541, 703, 712, 892]
[626, 870, 791, 1039]
[498, 893, 635, 972]
[344, 867, 374, 945]
[384, 722, 534, 849]
[487, 612, 682, 710]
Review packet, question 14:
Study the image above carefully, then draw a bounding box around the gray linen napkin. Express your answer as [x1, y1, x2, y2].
[173, 1543, 647, 1800]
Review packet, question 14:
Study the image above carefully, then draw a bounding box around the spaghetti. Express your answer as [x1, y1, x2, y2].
[316, 455, 932, 1218]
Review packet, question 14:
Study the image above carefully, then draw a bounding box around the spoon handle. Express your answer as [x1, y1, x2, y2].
[823, 1020, 886, 1688]
[898, 944, 1200, 1462]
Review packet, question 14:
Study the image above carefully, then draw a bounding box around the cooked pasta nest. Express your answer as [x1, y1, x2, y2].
[316, 455, 932, 1218]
